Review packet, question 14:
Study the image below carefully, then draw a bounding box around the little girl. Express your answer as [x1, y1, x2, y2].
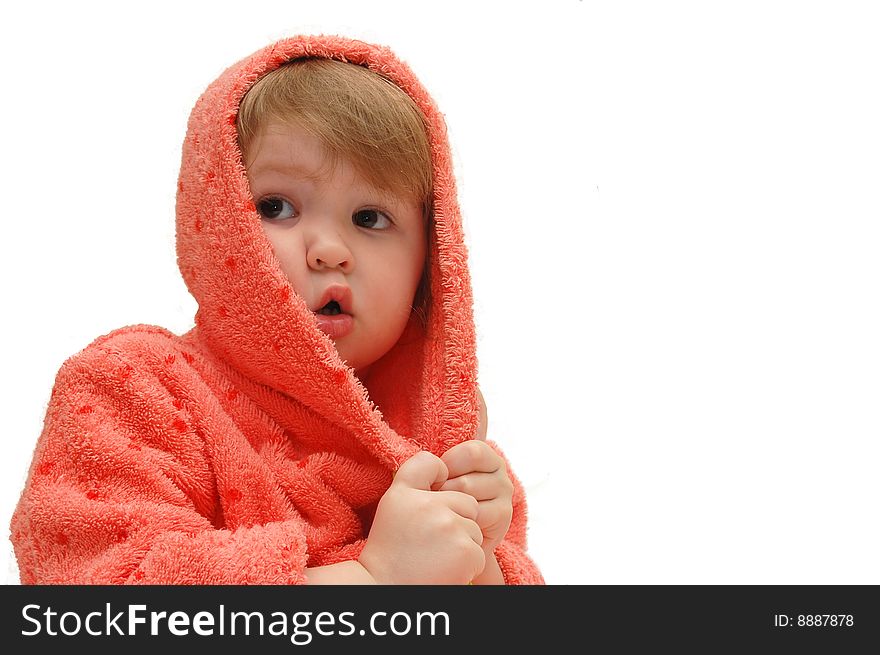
[11, 35, 543, 585]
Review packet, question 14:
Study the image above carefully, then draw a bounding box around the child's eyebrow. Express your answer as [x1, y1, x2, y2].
[247, 159, 324, 182]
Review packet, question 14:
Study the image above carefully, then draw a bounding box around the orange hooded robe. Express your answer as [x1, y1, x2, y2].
[10, 35, 544, 585]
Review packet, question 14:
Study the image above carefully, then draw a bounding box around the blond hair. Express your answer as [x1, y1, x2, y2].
[237, 57, 432, 211]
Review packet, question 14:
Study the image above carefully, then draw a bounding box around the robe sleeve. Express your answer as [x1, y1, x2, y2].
[10, 342, 309, 585]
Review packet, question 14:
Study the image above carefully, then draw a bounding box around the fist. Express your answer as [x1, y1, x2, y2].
[359, 451, 486, 584]
[438, 439, 514, 555]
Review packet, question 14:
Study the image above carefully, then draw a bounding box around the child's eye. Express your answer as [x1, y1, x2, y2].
[256, 196, 296, 220]
[353, 209, 392, 230]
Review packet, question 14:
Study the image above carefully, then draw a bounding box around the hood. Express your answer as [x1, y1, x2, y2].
[175, 35, 478, 469]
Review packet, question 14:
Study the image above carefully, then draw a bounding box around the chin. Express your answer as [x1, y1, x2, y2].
[335, 330, 404, 378]
[333, 343, 369, 374]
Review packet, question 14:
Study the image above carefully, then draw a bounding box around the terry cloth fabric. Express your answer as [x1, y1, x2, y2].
[10, 35, 544, 585]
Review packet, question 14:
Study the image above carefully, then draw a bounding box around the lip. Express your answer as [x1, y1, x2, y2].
[313, 284, 354, 339]
[314, 313, 354, 339]
[313, 284, 353, 315]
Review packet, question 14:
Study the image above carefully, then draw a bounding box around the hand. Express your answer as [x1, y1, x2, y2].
[438, 439, 514, 556]
[358, 451, 485, 584]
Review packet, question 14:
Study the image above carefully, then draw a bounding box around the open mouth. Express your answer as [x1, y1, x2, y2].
[317, 300, 342, 316]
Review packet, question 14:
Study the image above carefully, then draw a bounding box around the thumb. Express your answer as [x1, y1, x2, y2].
[393, 451, 449, 491]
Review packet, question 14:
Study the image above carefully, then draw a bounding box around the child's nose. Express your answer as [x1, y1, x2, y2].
[306, 230, 354, 273]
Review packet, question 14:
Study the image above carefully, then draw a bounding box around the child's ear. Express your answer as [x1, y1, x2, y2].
[475, 387, 488, 441]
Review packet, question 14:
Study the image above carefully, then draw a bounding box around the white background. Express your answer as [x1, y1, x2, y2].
[2, 0, 878, 585]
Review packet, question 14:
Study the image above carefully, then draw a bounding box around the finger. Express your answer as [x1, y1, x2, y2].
[460, 515, 484, 547]
[393, 451, 449, 491]
[473, 499, 508, 534]
[438, 472, 507, 502]
[441, 440, 503, 479]
[476, 387, 488, 442]
[434, 490, 480, 522]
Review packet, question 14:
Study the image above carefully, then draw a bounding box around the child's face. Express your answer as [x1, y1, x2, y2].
[244, 122, 427, 379]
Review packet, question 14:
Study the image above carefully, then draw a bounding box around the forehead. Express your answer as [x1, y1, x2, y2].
[244, 122, 330, 177]
[245, 121, 422, 213]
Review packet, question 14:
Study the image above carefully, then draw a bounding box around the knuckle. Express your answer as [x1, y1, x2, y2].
[414, 492, 437, 514]
[466, 440, 486, 458]
[438, 512, 457, 533]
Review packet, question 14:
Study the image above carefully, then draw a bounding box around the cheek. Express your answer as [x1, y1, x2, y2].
[355, 253, 423, 348]
[374, 246, 424, 302]
[262, 226, 308, 289]
[399, 230, 427, 290]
